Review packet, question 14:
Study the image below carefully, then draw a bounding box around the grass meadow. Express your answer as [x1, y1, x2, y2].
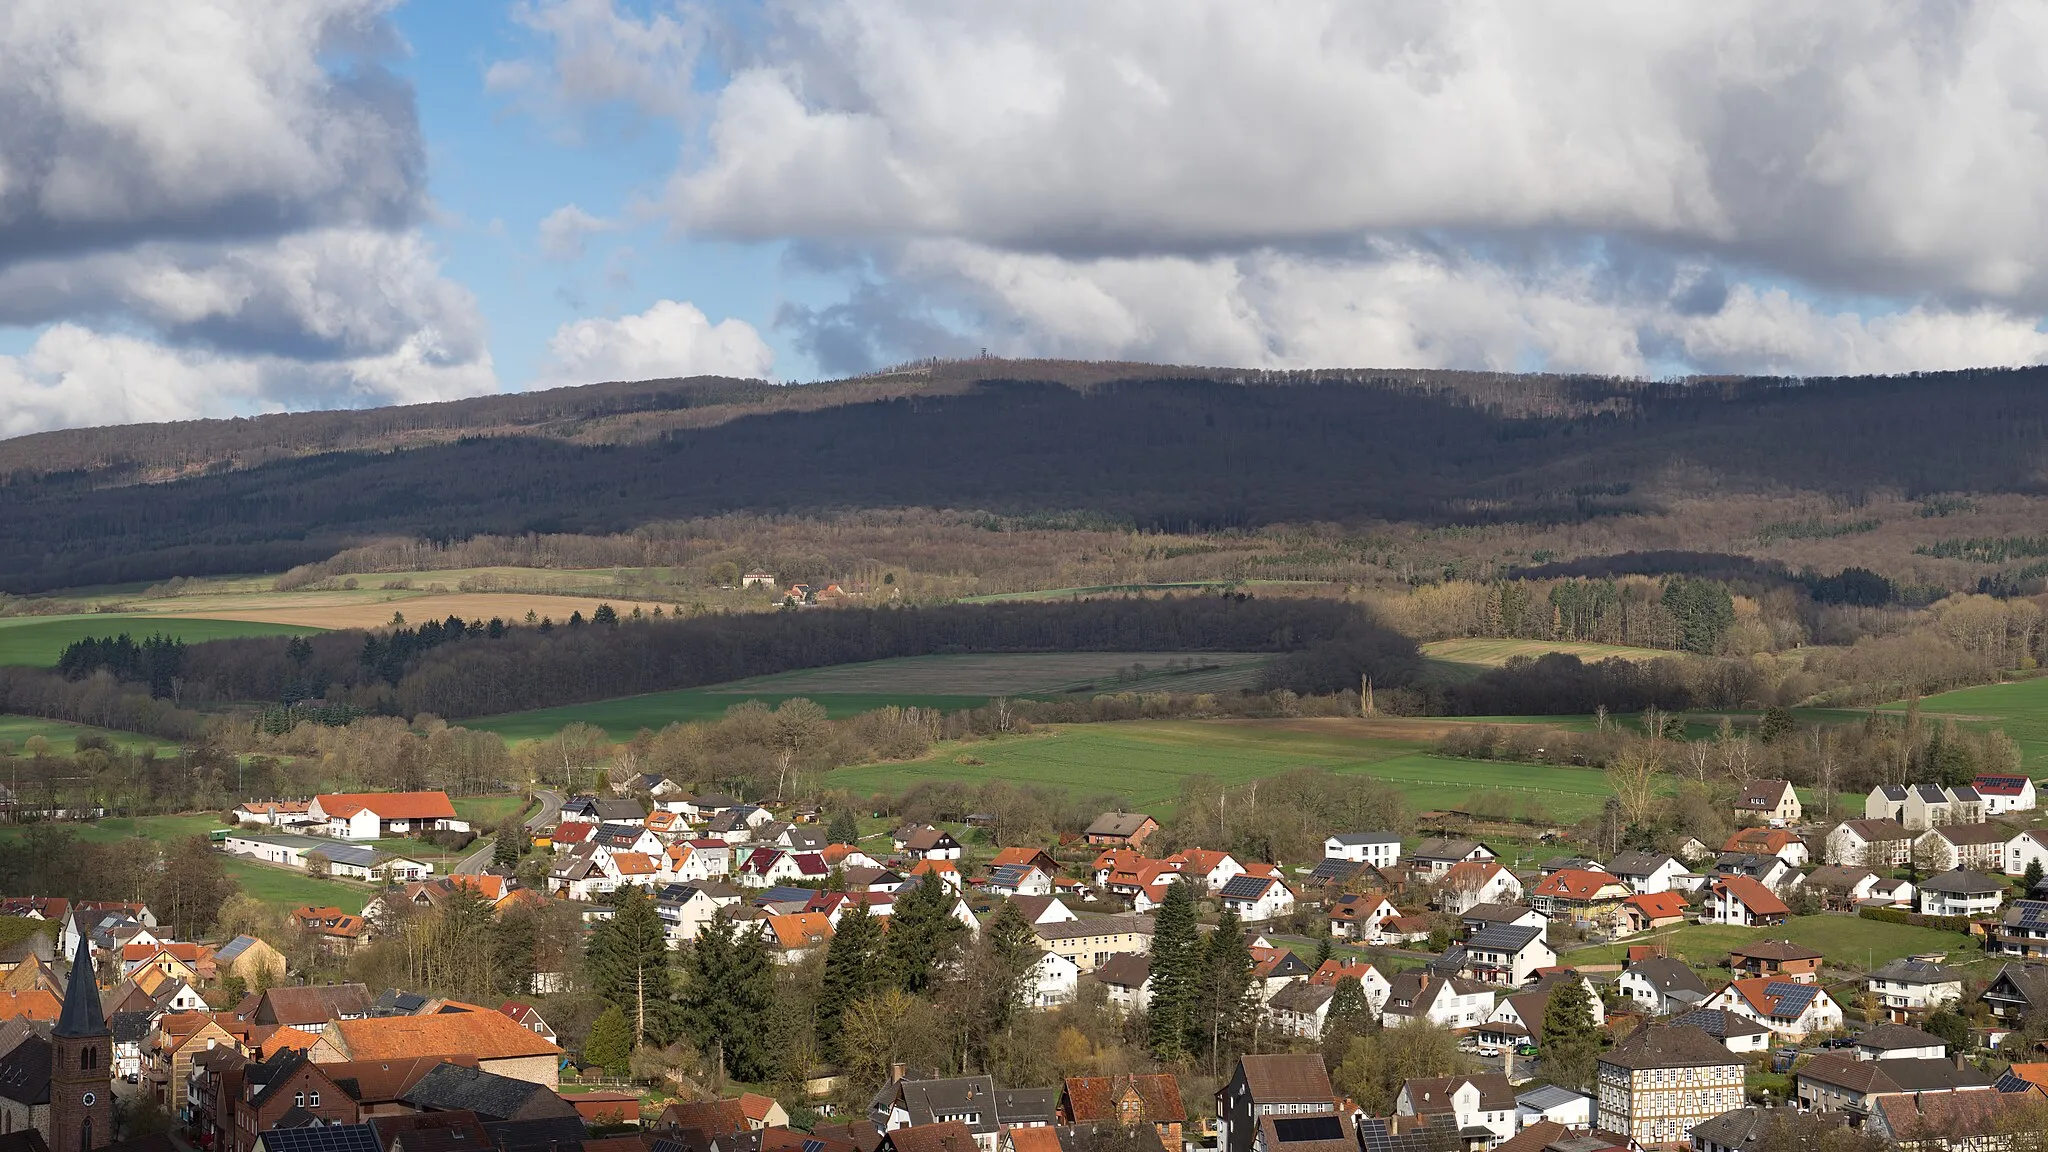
[0, 615, 322, 667]
[0, 715, 157, 753]
[1420, 637, 1677, 683]
[1563, 914, 1974, 970]
[1891, 676, 2048, 761]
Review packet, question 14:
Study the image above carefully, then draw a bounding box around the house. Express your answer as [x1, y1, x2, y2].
[1994, 900, 2048, 958]
[591, 822, 664, 857]
[1976, 774, 2039, 816]
[1309, 959, 1391, 1010]
[310, 1010, 563, 1089]
[223, 833, 431, 881]
[1793, 1052, 1994, 1116]
[1324, 833, 1401, 867]
[1264, 980, 1337, 1039]
[1061, 1074, 1184, 1152]
[549, 822, 594, 852]
[1250, 947, 1315, 998]
[2009, 830, 2048, 880]
[1328, 893, 1397, 941]
[1408, 839, 1496, 877]
[1084, 813, 1160, 851]
[1722, 828, 1811, 867]
[1728, 940, 1823, 983]
[1915, 823, 2013, 873]
[870, 1074, 1060, 1152]
[1395, 1074, 1517, 1147]
[1621, 891, 1689, 933]
[1024, 950, 1079, 1008]
[1218, 876, 1294, 922]
[1702, 876, 1789, 927]
[1855, 1022, 1951, 1061]
[707, 804, 773, 842]
[1866, 784, 1987, 831]
[991, 848, 1062, 876]
[1983, 962, 2048, 1023]
[893, 825, 964, 861]
[1515, 1085, 1593, 1131]
[1733, 780, 1801, 825]
[985, 865, 1053, 898]
[399, 1061, 579, 1123]
[1616, 956, 1712, 1016]
[1799, 865, 1909, 910]
[1593, 1024, 1745, 1147]
[308, 792, 468, 840]
[292, 906, 367, 954]
[1455, 924, 1556, 987]
[687, 838, 733, 876]
[1032, 915, 1154, 973]
[910, 859, 964, 893]
[1864, 959, 1963, 1024]
[1088, 953, 1152, 1013]
[1606, 851, 1690, 894]
[212, 936, 287, 989]
[233, 800, 315, 829]
[1434, 861, 1521, 913]
[1827, 818, 1915, 868]
[1375, 914, 1434, 947]
[1712, 852, 1795, 892]
[1529, 868, 1633, 928]
[558, 796, 646, 826]
[1704, 976, 1844, 1038]
[1214, 1054, 1336, 1152]
[1668, 1007, 1775, 1054]
[1868, 1090, 2029, 1149]
[1917, 869, 2005, 918]
[1381, 971, 1494, 1031]
[737, 848, 831, 889]
[1164, 849, 1244, 893]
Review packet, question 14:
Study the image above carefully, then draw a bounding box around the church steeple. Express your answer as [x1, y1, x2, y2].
[54, 936, 105, 1038]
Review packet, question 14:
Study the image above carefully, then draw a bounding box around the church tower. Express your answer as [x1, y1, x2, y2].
[49, 937, 110, 1152]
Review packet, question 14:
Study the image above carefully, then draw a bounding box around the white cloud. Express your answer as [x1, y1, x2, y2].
[539, 299, 774, 385]
[0, 322, 495, 439]
[536, 204, 615, 262]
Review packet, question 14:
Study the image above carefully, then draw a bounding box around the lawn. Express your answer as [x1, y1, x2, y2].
[469, 690, 998, 743]
[0, 715, 159, 754]
[0, 812, 373, 912]
[0, 615, 322, 667]
[1891, 676, 2048, 763]
[829, 718, 1620, 821]
[1563, 914, 1973, 969]
[453, 794, 533, 827]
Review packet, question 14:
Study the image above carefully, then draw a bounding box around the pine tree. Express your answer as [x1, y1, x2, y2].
[493, 817, 525, 869]
[977, 900, 1039, 1033]
[817, 902, 887, 1061]
[1196, 908, 1258, 1071]
[2027, 858, 2044, 893]
[1539, 977, 1601, 1091]
[1312, 930, 1334, 971]
[829, 810, 861, 847]
[1320, 976, 1376, 1063]
[585, 1004, 633, 1073]
[1146, 880, 1200, 1062]
[681, 916, 780, 1084]
[587, 886, 678, 1044]
[885, 876, 967, 994]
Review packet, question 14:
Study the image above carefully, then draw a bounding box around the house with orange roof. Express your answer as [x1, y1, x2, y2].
[1164, 848, 1244, 893]
[1704, 976, 1844, 1039]
[1091, 848, 1153, 886]
[1724, 827, 1811, 867]
[1530, 868, 1633, 929]
[607, 851, 662, 889]
[309, 791, 467, 840]
[311, 1009, 563, 1087]
[660, 842, 709, 884]
[550, 821, 595, 851]
[1329, 892, 1397, 941]
[645, 810, 684, 837]
[1622, 891, 1690, 932]
[1307, 959, 1392, 1012]
[991, 847, 1061, 876]
[123, 940, 213, 982]
[1702, 876, 1790, 927]
[761, 912, 835, 962]
[909, 858, 963, 893]
[232, 799, 316, 829]
[145, 1011, 249, 1108]
[1435, 860, 1522, 914]
[292, 906, 367, 955]
[0, 988, 60, 1024]
[821, 843, 881, 871]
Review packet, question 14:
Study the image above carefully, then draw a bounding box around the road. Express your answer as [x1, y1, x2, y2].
[451, 789, 561, 875]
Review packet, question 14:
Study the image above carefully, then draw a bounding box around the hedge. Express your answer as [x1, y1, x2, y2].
[1857, 906, 1973, 933]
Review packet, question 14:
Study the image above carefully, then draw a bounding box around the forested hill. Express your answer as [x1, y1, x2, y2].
[3, 364, 2048, 591]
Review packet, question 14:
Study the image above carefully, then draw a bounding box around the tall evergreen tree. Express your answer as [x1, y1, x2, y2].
[585, 1004, 633, 1072]
[682, 916, 781, 1083]
[586, 886, 678, 1043]
[885, 876, 967, 994]
[829, 810, 862, 847]
[1312, 930, 1333, 970]
[1539, 977, 1601, 1091]
[977, 900, 1039, 1036]
[1195, 908, 1258, 1071]
[493, 817, 525, 869]
[1146, 880, 1200, 1062]
[1320, 976, 1376, 1064]
[817, 901, 887, 1061]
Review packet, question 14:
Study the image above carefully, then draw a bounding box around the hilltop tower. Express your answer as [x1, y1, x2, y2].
[49, 936, 110, 1152]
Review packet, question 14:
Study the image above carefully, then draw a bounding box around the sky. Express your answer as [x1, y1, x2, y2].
[9, 1, 2048, 436]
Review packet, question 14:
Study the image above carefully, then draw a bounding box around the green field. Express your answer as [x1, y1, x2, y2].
[829, 718, 1618, 821]
[469, 690, 998, 742]
[0, 615, 323, 668]
[1563, 914, 1973, 969]
[0, 715, 159, 754]
[452, 794, 532, 826]
[1892, 676, 2048, 763]
[1421, 638, 1677, 683]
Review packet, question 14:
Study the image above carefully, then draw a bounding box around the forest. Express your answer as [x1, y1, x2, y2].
[10, 364, 2048, 589]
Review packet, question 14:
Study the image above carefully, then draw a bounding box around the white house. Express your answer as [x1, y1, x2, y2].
[1436, 861, 1523, 914]
[1395, 1075, 1518, 1148]
[222, 831, 431, 882]
[2008, 830, 2048, 878]
[308, 791, 468, 840]
[1516, 1086, 1593, 1131]
[659, 844, 710, 885]
[1218, 875, 1295, 922]
[1164, 849, 1244, 892]
[1701, 877, 1790, 927]
[1798, 865, 1912, 909]
[1866, 960, 1963, 1022]
[1091, 952, 1151, 1012]
[985, 864, 1053, 898]
[1477, 982, 1606, 1053]
[1325, 833, 1402, 867]
[1853, 1022, 1951, 1061]
[1266, 980, 1339, 1039]
[1607, 851, 1690, 895]
[1616, 957, 1712, 1016]
[1457, 924, 1556, 988]
[1331, 893, 1399, 941]
[1025, 949, 1079, 1008]
[1977, 775, 2039, 816]
[1382, 972, 1495, 1031]
[1915, 824, 2012, 874]
[1409, 839, 1497, 877]
[655, 883, 741, 946]
[1705, 978, 1844, 1039]
[1827, 819, 1915, 868]
[1917, 869, 2006, 919]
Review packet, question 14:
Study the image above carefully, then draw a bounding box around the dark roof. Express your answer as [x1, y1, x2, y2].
[256, 983, 373, 1027]
[1687, 1108, 1841, 1150]
[1033, 915, 1154, 942]
[1090, 952, 1151, 988]
[1401, 1074, 1515, 1113]
[1218, 875, 1279, 901]
[246, 1049, 316, 1109]
[1085, 813, 1155, 838]
[0, 1035, 49, 1105]
[1729, 939, 1822, 962]
[1598, 1023, 1743, 1070]
[0, 1133, 50, 1152]
[1235, 1053, 1333, 1102]
[1922, 868, 2004, 895]
[1465, 924, 1543, 953]
[401, 1062, 575, 1122]
[1462, 903, 1537, 924]
[1796, 1053, 1992, 1095]
[1308, 859, 1366, 885]
[1269, 982, 1337, 1014]
[1856, 1023, 1948, 1051]
[1989, 962, 2048, 1009]
[1624, 957, 1710, 997]
[1257, 1114, 1354, 1152]
[1868, 958, 1960, 984]
[486, 1117, 593, 1152]
[255, 1124, 382, 1152]
[1608, 851, 1677, 875]
[54, 936, 104, 1038]
[109, 1010, 150, 1044]
[1412, 838, 1485, 861]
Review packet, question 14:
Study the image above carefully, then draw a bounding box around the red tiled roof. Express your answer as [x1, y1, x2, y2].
[1533, 869, 1625, 900]
[316, 791, 456, 820]
[1063, 1073, 1186, 1123]
[1714, 875, 1790, 917]
[1624, 892, 1688, 919]
[327, 1010, 563, 1061]
[551, 823, 594, 845]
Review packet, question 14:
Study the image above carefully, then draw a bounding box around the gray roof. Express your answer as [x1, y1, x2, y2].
[1921, 868, 2004, 895]
[229, 832, 408, 869]
[1463, 903, 1539, 924]
[1033, 914, 1155, 942]
[1689, 1108, 1837, 1149]
[1608, 851, 1678, 876]
[1329, 833, 1401, 846]
[1465, 924, 1544, 954]
[1268, 981, 1337, 1014]
[399, 1062, 576, 1122]
[1625, 956, 1710, 997]
[214, 935, 261, 964]
[1219, 875, 1281, 901]
[1600, 1023, 1746, 1070]
[54, 936, 104, 1038]
[257, 1125, 382, 1152]
[1086, 812, 1155, 838]
[1856, 1023, 1948, 1051]
[1671, 1008, 1770, 1040]
[1412, 838, 1487, 861]
[1514, 1084, 1588, 1112]
[1868, 958, 1960, 985]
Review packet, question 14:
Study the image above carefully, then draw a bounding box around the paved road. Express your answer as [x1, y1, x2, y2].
[451, 790, 561, 875]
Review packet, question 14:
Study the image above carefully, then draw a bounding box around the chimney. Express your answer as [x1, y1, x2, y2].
[890, 1062, 908, 1083]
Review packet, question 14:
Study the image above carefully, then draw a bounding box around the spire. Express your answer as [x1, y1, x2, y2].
[55, 933, 106, 1038]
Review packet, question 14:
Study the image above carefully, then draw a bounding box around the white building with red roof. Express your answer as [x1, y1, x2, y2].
[1977, 774, 2039, 816]
[309, 791, 467, 840]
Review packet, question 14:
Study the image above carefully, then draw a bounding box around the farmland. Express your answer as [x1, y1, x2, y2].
[0, 812, 374, 912]
[1563, 914, 1975, 971]
[1894, 675, 2048, 761]
[0, 715, 157, 753]
[829, 717, 1616, 821]
[0, 615, 321, 667]
[1420, 637, 1676, 682]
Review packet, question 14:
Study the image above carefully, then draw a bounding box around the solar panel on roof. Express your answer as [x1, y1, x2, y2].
[258, 1124, 382, 1152]
[1271, 1117, 1345, 1144]
[1766, 981, 1816, 1017]
[2019, 902, 2048, 927]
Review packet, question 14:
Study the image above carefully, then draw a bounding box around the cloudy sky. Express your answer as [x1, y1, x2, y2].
[7, 0, 2048, 436]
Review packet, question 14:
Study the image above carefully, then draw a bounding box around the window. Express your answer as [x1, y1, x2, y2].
[295, 1093, 305, 1107]
[310, 1093, 320, 1108]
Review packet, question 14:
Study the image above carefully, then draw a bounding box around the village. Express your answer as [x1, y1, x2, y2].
[0, 767, 2043, 1152]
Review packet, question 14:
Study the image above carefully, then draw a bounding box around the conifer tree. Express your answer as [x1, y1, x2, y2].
[1196, 908, 1258, 1071]
[829, 810, 862, 847]
[885, 876, 967, 994]
[1146, 880, 1200, 1062]
[817, 902, 887, 1061]
[681, 916, 780, 1083]
[1539, 977, 1601, 1090]
[493, 817, 525, 869]
[585, 1004, 633, 1073]
[1320, 975, 1376, 1063]
[587, 886, 677, 1044]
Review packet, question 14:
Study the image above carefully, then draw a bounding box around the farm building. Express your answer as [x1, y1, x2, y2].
[308, 792, 469, 840]
[223, 832, 431, 881]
